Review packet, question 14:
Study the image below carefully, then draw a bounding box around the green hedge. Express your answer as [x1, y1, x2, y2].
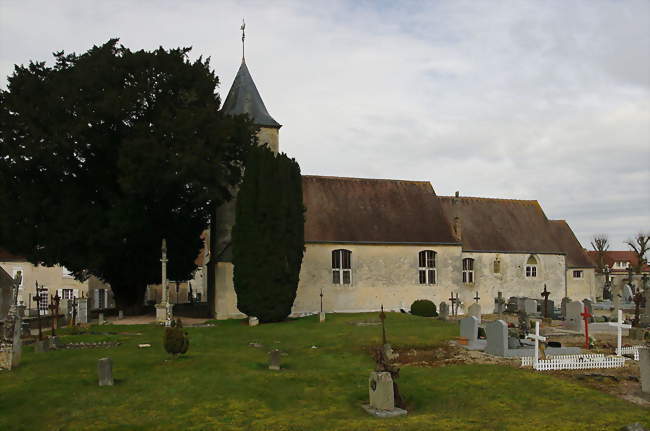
[410, 299, 438, 317]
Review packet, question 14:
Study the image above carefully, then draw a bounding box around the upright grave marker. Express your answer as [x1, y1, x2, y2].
[608, 310, 631, 356]
[494, 291, 505, 316]
[541, 285, 551, 318]
[319, 289, 325, 323]
[564, 301, 584, 332]
[526, 320, 547, 367]
[438, 302, 449, 321]
[580, 309, 592, 349]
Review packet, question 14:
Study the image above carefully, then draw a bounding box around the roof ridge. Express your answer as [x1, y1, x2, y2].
[438, 195, 540, 204]
[301, 175, 431, 185]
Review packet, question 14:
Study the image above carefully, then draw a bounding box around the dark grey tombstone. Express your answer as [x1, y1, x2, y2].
[560, 297, 571, 319]
[34, 339, 50, 353]
[98, 357, 114, 386]
[506, 297, 518, 313]
[268, 349, 281, 371]
[485, 320, 508, 356]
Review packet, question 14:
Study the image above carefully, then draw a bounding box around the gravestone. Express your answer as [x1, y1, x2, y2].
[438, 302, 449, 321]
[524, 298, 537, 314]
[77, 298, 88, 324]
[248, 316, 259, 327]
[516, 297, 527, 313]
[97, 357, 114, 386]
[268, 349, 281, 370]
[468, 303, 481, 323]
[640, 348, 650, 394]
[623, 285, 634, 303]
[319, 312, 325, 323]
[362, 371, 407, 417]
[34, 339, 50, 353]
[118, 310, 124, 320]
[98, 313, 105, 325]
[545, 299, 555, 318]
[494, 292, 506, 315]
[506, 297, 518, 313]
[564, 301, 584, 332]
[560, 297, 571, 319]
[0, 268, 13, 321]
[485, 320, 508, 356]
[459, 316, 485, 350]
[582, 299, 594, 322]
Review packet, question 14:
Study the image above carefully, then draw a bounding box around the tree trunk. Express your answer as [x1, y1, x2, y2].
[207, 205, 217, 318]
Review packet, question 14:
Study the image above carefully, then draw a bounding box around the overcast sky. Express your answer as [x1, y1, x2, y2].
[1, 0, 648, 250]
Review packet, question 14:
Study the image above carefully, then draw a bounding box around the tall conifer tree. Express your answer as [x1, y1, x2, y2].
[232, 146, 305, 322]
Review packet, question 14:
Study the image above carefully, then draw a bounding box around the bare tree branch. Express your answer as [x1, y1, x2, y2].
[625, 232, 649, 274]
[590, 234, 609, 272]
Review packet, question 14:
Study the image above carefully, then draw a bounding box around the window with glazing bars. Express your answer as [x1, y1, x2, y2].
[418, 250, 437, 284]
[332, 249, 352, 284]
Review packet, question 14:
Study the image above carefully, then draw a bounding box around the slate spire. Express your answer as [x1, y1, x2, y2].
[221, 60, 281, 128]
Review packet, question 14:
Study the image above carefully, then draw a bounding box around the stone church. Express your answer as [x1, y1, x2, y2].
[211, 55, 596, 320]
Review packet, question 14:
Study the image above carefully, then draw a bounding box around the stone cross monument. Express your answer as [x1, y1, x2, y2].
[156, 239, 173, 324]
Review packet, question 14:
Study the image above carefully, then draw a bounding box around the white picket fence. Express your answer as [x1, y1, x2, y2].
[520, 354, 604, 367]
[533, 355, 625, 371]
[616, 346, 644, 361]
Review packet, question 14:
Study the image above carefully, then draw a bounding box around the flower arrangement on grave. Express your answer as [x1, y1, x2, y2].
[163, 318, 189, 357]
[409, 299, 437, 317]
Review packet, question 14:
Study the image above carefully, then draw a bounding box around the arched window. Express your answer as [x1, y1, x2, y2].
[525, 255, 538, 278]
[332, 249, 352, 285]
[462, 258, 474, 284]
[418, 250, 436, 284]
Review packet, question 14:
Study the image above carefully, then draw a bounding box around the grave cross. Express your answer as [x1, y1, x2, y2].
[580, 309, 592, 349]
[32, 282, 44, 340]
[473, 292, 480, 304]
[448, 292, 456, 316]
[71, 297, 78, 327]
[47, 293, 60, 337]
[607, 309, 631, 356]
[320, 289, 323, 314]
[541, 285, 551, 318]
[526, 320, 547, 367]
[379, 305, 387, 346]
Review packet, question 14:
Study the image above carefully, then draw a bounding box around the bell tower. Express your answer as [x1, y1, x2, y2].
[221, 20, 281, 153]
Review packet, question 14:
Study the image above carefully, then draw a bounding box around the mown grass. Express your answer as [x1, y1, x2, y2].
[0, 313, 647, 431]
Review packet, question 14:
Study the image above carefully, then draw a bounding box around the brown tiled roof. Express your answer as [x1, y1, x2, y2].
[437, 196, 563, 254]
[302, 176, 457, 244]
[0, 248, 24, 261]
[549, 220, 595, 268]
[586, 250, 650, 272]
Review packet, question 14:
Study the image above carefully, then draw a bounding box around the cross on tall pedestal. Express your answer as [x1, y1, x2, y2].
[541, 285, 551, 318]
[473, 292, 480, 304]
[32, 282, 44, 340]
[379, 305, 387, 346]
[526, 320, 547, 367]
[607, 309, 631, 356]
[580, 309, 592, 349]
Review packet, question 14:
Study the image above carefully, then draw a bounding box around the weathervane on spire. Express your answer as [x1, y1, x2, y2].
[241, 18, 246, 61]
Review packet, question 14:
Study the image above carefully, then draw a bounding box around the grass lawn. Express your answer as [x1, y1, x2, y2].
[1, 313, 647, 431]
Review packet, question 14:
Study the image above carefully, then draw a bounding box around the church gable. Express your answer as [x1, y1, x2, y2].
[437, 196, 564, 254]
[302, 176, 457, 244]
[548, 220, 595, 268]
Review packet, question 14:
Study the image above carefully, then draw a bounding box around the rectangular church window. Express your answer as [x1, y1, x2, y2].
[332, 249, 352, 285]
[418, 250, 436, 284]
[462, 258, 474, 284]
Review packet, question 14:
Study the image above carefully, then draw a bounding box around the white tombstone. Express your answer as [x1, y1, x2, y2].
[608, 310, 632, 356]
[98, 312, 105, 325]
[564, 301, 584, 332]
[248, 316, 259, 327]
[468, 303, 482, 324]
[319, 312, 325, 323]
[118, 310, 124, 320]
[362, 371, 407, 417]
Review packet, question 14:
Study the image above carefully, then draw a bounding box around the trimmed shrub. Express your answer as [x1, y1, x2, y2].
[164, 318, 189, 356]
[410, 299, 437, 317]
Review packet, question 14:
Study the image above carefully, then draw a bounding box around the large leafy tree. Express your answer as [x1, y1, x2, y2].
[232, 146, 305, 322]
[0, 40, 256, 311]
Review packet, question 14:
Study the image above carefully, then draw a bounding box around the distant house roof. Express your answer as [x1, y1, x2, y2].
[437, 196, 564, 255]
[0, 248, 24, 261]
[221, 60, 281, 128]
[302, 176, 457, 244]
[586, 250, 650, 272]
[548, 220, 595, 268]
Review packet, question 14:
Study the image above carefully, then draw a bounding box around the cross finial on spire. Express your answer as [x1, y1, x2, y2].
[241, 18, 246, 61]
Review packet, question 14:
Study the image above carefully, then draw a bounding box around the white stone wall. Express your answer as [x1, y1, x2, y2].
[212, 243, 572, 319]
[566, 268, 596, 301]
